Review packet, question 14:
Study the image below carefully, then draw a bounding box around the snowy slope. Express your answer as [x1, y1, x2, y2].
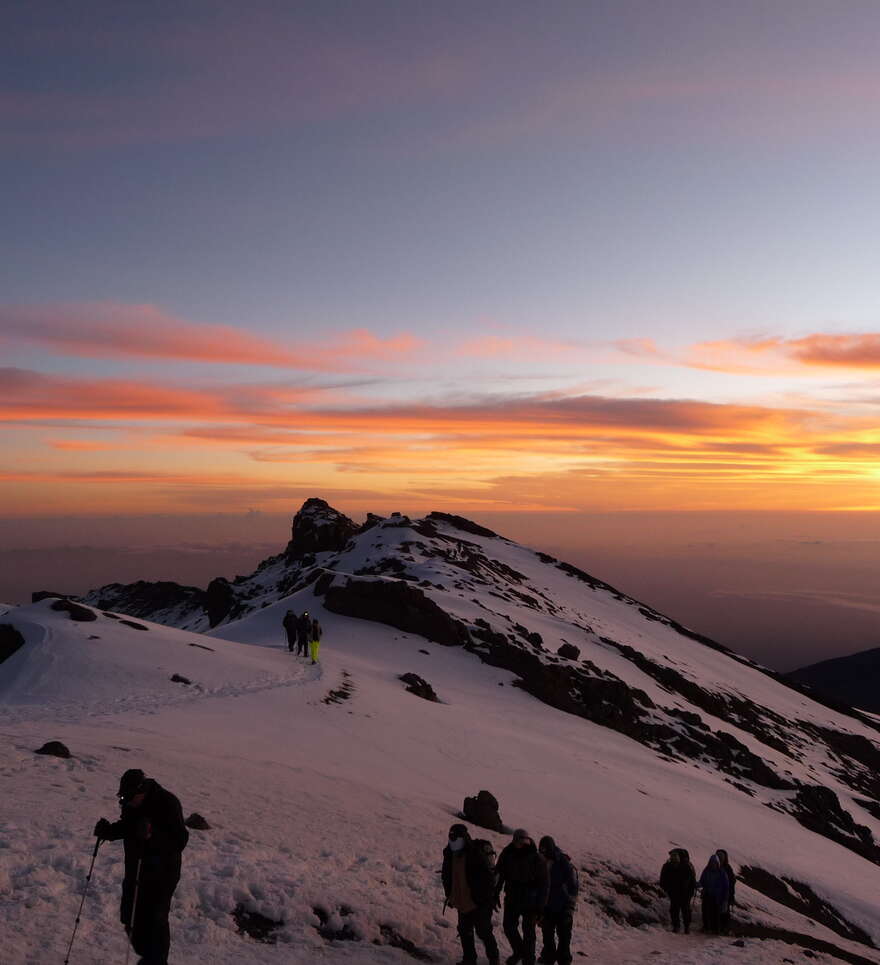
[2, 501, 879, 965]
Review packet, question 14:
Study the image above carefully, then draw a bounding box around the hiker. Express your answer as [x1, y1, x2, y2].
[310, 617, 323, 665]
[537, 835, 578, 965]
[282, 609, 298, 653]
[495, 829, 549, 965]
[296, 610, 311, 657]
[442, 824, 500, 965]
[698, 854, 729, 934]
[94, 769, 189, 965]
[715, 849, 736, 933]
[659, 848, 696, 934]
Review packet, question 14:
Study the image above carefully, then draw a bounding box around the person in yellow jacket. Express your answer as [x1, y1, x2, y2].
[309, 618, 323, 665]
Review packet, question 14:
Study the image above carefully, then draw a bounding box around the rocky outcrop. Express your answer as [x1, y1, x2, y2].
[324, 579, 469, 647]
[206, 577, 235, 628]
[50, 599, 97, 622]
[86, 580, 207, 623]
[785, 785, 880, 865]
[35, 740, 71, 758]
[286, 498, 358, 559]
[557, 642, 580, 660]
[31, 591, 71, 603]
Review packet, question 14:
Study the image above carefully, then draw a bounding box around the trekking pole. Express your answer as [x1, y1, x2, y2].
[63, 837, 102, 964]
[123, 858, 143, 965]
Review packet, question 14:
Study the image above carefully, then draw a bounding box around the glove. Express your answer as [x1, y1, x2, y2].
[94, 818, 111, 839]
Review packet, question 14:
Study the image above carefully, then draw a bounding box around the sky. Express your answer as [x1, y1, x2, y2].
[2, 1, 880, 665]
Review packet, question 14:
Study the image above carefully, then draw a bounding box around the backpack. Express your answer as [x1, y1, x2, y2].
[471, 838, 497, 871]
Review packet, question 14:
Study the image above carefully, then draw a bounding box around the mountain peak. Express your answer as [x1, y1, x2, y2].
[285, 498, 358, 559]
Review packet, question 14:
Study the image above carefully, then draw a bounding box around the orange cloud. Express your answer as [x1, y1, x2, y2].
[0, 303, 421, 371]
[683, 333, 880, 374]
[455, 334, 580, 359]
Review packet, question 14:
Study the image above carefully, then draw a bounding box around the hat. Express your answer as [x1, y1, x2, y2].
[448, 823, 469, 838]
[512, 828, 531, 841]
[539, 835, 556, 852]
[118, 768, 146, 801]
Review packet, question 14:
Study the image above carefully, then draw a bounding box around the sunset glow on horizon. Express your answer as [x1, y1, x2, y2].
[4, 2, 880, 521]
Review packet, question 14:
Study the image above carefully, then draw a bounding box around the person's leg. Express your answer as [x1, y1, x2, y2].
[539, 911, 557, 962]
[503, 905, 523, 962]
[137, 882, 175, 964]
[457, 910, 478, 963]
[555, 912, 572, 965]
[474, 904, 499, 963]
[682, 898, 692, 934]
[521, 912, 538, 965]
[669, 899, 681, 931]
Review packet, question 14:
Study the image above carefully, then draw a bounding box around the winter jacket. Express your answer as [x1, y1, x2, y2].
[442, 841, 496, 908]
[660, 860, 696, 902]
[296, 614, 311, 643]
[699, 857, 729, 908]
[495, 842, 550, 913]
[311, 620, 323, 642]
[101, 779, 188, 922]
[543, 846, 578, 914]
[282, 613, 297, 643]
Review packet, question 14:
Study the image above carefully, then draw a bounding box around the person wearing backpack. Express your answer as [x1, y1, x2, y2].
[495, 829, 549, 965]
[282, 610, 298, 652]
[537, 836, 578, 964]
[715, 849, 736, 934]
[296, 610, 311, 657]
[442, 824, 500, 965]
[310, 617, 323, 665]
[698, 854, 729, 934]
[659, 848, 696, 933]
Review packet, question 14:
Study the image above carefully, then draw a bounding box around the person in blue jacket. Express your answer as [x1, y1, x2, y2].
[537, 836, 578, 964]
[698, 854, 729, 934]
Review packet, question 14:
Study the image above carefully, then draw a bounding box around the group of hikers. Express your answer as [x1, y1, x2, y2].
[282, 608, 322, 664]
[659, 847, 736, 936]
[87, 770, 737, 965]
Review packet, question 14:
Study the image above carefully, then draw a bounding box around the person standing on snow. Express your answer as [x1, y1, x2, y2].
[495, 829, 549, 965]
[659, 848, 696, 934]
[698, 854, 729, 934]
[309, 617, 323, 665]
[282, 609, 298, 652]
[715, 849, 736, 933]
[537, 835, 578, 965]
[94, 768, 189, 965]
[442, 824, 500, 965]
[296, 610, 311, 657]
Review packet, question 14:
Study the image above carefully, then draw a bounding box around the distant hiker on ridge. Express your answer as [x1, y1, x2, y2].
[715, 849, 736, 933]
[94, 768, 189, 965]
[296, 610, 311, 658]
[282, 609, 298, 653]
[495, 829, 549, 965]
[698, 854, 729, 934]
[537, 835, 578, 964]
[310, 617, 323, 665]
[442, 824, 500, 965]
[659, 848, 696, 934]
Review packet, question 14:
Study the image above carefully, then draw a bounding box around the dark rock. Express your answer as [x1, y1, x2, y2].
[558, 643, 580, 660]
[323, 671, 355, 705]
[170, 674, 192, 685]
[286, 498, 358, 560]
[313, 571, 335, 596]
[378, 924, 434, 961]
[184, 812, 211, 830]
[358, 513, 386, 533]
[50, 599, 97, 622]
[188, 642, 215, 652]
[426, 512, 500, 539]
[462, 790, 504, 832]
[313, 904, 359, 941]
[0, 624, 25, 664]
[324, 579, 469, 647]
[205, 577, 235, 628]
[88, 635, 100, 639]
[232, 904, 282, 943]
[739, 866, 873, 947]
[399, 673, 440, 702]
[120, 619, 148, 631]
[786, 785, 880, 864]
[35, 740, 71, 758]
[86, 580, 207, 622]
[418, 649, 430, 655]
[731, 939, 746, 947]
[31, 590, 70, 603]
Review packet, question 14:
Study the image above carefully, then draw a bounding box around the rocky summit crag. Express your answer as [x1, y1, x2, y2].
[80, 498, 880, 872]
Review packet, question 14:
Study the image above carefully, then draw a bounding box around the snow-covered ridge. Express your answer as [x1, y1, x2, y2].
[4, 497, 877, 963]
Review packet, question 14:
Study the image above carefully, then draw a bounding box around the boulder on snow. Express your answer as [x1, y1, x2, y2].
[399, 673, 440, 702]
[462, 789, 504, 832]
[119, 619, 149, 631]
[0, 624, 25, 664]
[35, 740, 71, 758]
[286, 498, 359, 560]
[184, 812, 211, 830]
[50, 599, 97, 622]
[205, 577, 235, 628]
[558, 643, 580, 660]
[170, 673, 192, 685]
